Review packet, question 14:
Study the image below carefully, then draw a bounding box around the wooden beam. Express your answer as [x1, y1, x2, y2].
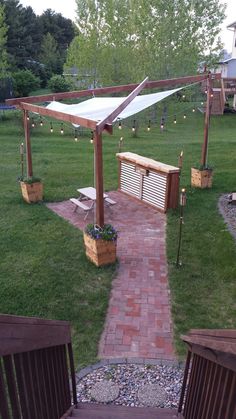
[94, 131, 104, 227]
[201, 73, 213, 167]
[6, 73, 220, 106]
[19, 102, 98, 130]
[96, 77, 148, 134]
[23, 111, 33, 177]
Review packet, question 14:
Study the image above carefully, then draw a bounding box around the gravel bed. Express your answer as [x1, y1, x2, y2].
[76, 363, 184, 409]
[218, 194, 236, 241]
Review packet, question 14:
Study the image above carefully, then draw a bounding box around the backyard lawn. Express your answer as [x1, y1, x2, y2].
[0, 100, 236, 366]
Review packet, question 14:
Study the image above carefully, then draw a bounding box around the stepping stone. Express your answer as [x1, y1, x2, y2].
[90, 380, 119, 403]
[138, 383, 167, 407]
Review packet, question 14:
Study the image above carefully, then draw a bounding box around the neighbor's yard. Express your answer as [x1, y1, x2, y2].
[0, 101, 236, 366]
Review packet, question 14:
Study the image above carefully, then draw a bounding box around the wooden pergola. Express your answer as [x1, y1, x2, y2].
[6, 72, 221, 226]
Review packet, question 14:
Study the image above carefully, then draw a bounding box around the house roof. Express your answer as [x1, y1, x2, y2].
[219, 58, 236, 64]
[227, 21, 236, 29]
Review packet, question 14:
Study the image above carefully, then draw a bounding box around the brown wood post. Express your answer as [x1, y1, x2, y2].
[23, 110, 33, 177]
[94, 130, 104, 227]
[201, 72, 212, 167]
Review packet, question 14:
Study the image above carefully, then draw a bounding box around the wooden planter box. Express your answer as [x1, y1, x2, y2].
[20, 181, 43, 203]
[83, 233, 117, 267]
[191, 168, 213, 189]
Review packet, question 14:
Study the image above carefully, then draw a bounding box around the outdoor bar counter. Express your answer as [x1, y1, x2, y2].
[116, 152, 180, 212]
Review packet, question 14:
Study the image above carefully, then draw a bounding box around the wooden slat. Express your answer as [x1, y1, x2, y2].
[3, 355, 21, 419]
[14, 353, 31, 419]
[0, 358, 11, 419]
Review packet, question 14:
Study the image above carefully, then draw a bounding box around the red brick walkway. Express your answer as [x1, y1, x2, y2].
[47, 191, 176, 361]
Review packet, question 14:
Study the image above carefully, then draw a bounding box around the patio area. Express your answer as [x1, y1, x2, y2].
[47, 191, 175, 361]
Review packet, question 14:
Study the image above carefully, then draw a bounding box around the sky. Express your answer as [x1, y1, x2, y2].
[19, 0, 236, 53]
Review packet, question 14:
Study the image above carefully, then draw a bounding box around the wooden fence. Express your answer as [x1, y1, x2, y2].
[0, 314, 77, 419]
[178, 329, 236, 418]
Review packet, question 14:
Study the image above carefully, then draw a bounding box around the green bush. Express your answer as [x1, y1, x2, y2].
[48, 75, 72, 92]
[12, 69, 40, 97]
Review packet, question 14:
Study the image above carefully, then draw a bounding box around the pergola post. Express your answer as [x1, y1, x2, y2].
[23, 110, 33, 178]
[94, 130, 104, 227]
[201, 72, 213, 167]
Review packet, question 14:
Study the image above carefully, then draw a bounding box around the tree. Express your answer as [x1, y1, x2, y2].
[0, 3, 8, 76]
[66, 0, 225, 87]
[39, 33, 62, 76]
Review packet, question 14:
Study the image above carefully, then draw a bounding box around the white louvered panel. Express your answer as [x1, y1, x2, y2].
[120, 161, 140, 198]
[142, 170, 167, 210]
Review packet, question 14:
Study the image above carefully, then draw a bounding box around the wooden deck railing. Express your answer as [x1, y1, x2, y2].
[178, 329, 236, 419]
[0, 314, 77, 419]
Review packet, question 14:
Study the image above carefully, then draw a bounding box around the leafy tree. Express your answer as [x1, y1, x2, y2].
[12, 69, 40, 97]
[0, 3, 8, 76]
[38, 9, 75, 55]
[39, 33, 62, 76]
[66, 0, 225, 87]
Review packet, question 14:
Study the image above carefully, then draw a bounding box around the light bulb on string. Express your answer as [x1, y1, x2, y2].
[201, 102, 204, 106]
[31, 118, 35, 128]
[183, 114, 187, 119]
[50, 122, 53, 133]
[173, 115, 177, 124]
[192, 108, 196, 113]
[90, 131, 94, 144]
[118, 120, 122, 130]
[210, 92, 214, 98]
[132, 120, 136, 132]
[160, 118, 164, 131]
[60, 123, 64, 135]
[27, 115, 30, 121]
[74, 129, 78, 142]
[147, 120, 151, 131]
[40, 119, 43, 126]
[182, 94, 186, 99]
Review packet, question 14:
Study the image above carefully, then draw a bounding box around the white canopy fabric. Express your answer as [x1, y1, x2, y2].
[46, 87, 183, 125]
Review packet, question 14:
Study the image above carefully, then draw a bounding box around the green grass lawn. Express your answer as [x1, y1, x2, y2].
[0, 100, 236, 365]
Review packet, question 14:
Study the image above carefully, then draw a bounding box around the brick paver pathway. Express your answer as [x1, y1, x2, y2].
[47, 191, 176, 361]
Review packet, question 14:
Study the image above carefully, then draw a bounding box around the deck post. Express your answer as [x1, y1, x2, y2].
[23, 110, 33, 177]
[94, 130, 104, 227]
[201, 72, 213, 167]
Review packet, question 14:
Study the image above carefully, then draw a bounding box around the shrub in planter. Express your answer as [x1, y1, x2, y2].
[19, 176, 43, 203]
[83, 224, 118, 267]
[191, 165, 213, 189]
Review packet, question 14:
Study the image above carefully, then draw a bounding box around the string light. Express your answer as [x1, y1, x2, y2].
[50, 122, 53, 133]
[183, 114, 187, 119]
[40, 119, 43, 126]
[210, 92, 214, 98]
[132, 120, 136, 132]
[182, 94, 186, 99]
[27, 115, 30, 121]
[74, 129, 78, 142]
[90, 131, 94, 144]
[160, 118, 164, 131]
[192, 108, 196, 112]
[31, 118, 35, 128]
[173, 115, 177, 124]
[60, 123, 64, 135]
[147, 120, 151, 131]
[118, 120, 122, 130]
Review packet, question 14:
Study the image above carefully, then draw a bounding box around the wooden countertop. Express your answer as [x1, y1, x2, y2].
[116, 152, 180, 174]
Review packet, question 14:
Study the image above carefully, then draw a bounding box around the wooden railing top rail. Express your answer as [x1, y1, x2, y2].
[181, 329, 236, 356]
[0, 314, 71, 356]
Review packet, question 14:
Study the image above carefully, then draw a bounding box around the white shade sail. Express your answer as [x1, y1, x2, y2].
[46, 87, 183, 124]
